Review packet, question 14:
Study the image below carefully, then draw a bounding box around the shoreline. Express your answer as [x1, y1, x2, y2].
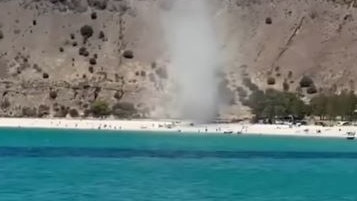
[0, 118, 355, 139]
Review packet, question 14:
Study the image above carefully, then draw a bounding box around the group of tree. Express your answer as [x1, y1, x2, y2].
[242, 89, 309, 121]
[242, 88, 357, 122]
[310, 90, 357, 121]
[89, 100, 139, 118]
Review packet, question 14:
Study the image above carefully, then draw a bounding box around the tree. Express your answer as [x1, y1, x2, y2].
[267, 77, 276, 85]
[112, 102, 137, 118]
[246, 88, 310, 121]
[310, 94, 327, 120]
[299, 76, 314, 88]
[90, 100, 111, 117]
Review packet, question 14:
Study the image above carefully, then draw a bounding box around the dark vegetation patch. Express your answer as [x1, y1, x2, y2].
[123, 50, 134, 59]
[114, 90, 124, 100]
[33, 64, 42, 73]
[99, 31, 105, 40]
[283, 81, 290, 91]
[79, 47, 89, 56]
[155, 67, 168, 79]
[69, 108, 79, 117]
[49, 90, 57, 99]
[267, 77, 276, 85]
[265, 17, 272, 24]
[151, 62, 156, 69]
[112, 102, 138, 118]
[89, 58, 96, 65]
[38, 105, 50, 117]
[299, 76, 314, 88]
[22, 107, 37, 117]
[0, 30, 3, 39]
[54, 105, 69, 118]
[307, 85, 318, 94]
[91, 12, 97, 20]
[90, 100, 111, 117]
[88, 66, 94, 73]
[1, 98, 10, 109]
[42, 73, 49, 79]
[288, 71, 293, 79]
[80, 25, 94, 43]
[88, 0, 108, 10]
[141, 71, 146, 77]
[242, 77, 259, 92]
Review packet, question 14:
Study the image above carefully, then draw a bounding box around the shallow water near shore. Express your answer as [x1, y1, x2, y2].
[1, 128, 357, 200]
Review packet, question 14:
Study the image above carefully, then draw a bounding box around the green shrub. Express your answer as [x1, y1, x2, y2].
[80, 25, 93, 41]
[99, 31, 105, 40]
[112, 102, 137, 118]
[283, 81, 290, 91]
[265, 17, 272, 24]
[54, 105, 69, 118]
[43, 73, 49, 79]
[299, 76, 314, 88]
[114, 90, 124, 100]
[267, 77, 276, 85]
[288, 71, 293, 78]
[89, 58, 96, 65]
[49, 91, 57, 99]
[90, 100, 111, 117]
[91, 12, 97, 20]
[22, 107, 37, 117]
[69, 108, 79, 117]
[307, 85, 318, 94]
[242, 77, 259, 91]
[1, 98, 10, 109]
[123, 50, 134, 59]
[38, 105, 50, 117]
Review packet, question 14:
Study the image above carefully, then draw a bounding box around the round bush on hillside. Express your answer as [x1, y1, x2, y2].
[49, 91, 57, 99]
[91, 12, 97, 20]
[283, 81, 289, 91]
[307, 85, 318, 94]
[42, 73, 49, 79]
[89, 58, 96, 65]
[265, 17, 272, 24]
[88, 66, 94, 73]
[123, 50, 134, 59]
[299, 76, 314, 88]
[267, 77, 276, 85]
[69, 108, 79, 117]
[80, 25, 94, 39]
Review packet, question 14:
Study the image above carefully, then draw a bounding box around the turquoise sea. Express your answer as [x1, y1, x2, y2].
[1, 128, 357, 200]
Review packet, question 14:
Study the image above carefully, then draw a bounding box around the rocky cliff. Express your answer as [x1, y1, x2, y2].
[0, 0, 356, 119]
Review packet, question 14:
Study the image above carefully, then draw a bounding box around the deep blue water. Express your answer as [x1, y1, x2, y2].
[1, 128, 357, 200]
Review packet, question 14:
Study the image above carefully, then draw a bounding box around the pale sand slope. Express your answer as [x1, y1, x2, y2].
[0, 118, 355, 139]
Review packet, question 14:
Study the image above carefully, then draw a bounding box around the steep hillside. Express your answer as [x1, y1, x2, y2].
[0, 0, 356, 119]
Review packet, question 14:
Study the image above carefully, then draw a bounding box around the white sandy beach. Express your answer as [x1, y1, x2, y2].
[0, 118, 356, 139]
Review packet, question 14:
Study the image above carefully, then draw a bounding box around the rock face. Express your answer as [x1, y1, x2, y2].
[0, 0, 356, 119]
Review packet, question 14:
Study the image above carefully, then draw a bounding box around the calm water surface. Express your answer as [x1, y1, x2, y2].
[0, 128, 357, 201]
